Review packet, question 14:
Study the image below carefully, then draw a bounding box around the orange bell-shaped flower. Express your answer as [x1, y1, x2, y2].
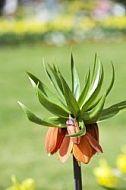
[45, 121, 103, 164]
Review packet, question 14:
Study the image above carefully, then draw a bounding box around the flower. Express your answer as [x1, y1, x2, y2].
[94, 148, 126, 190]
[117, 154, 126, 173]
[6, 175, 35, 190]
[117, 146, 126, 173]
[19, 53, 126, 164]
[45, 116, 102, 164]
[93, 160, 119, 188]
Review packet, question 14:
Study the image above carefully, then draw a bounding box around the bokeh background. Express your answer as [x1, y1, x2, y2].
[0, 0, 126, 190]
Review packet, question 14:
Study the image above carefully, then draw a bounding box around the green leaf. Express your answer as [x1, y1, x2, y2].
[18, 101, 64, 127]
[78, 56, 102, 108]
[81, 62, 104, 111]
[46, 64, 64, 94]
[91, 54, 100, 82]
[27, 72, 55, 97]
[37, 87, 69, 118]
[106, 62, 115, 96]
[68, 121, 86, 137]
[27, 72, 68, 111]
[83, 62, 115, 112]
[79, 92, 106, 124]
[99, 101, 126, 121]
[58, 72, 80, 117]
[78, 68, 91, 107]
[43, 116, 67, 127]
[71, 53, 80, 100]
[84, 58, 102, 102]
[44, 64, 67, 106]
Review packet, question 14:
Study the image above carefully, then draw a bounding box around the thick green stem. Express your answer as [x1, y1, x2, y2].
[73, 155, 82, 190]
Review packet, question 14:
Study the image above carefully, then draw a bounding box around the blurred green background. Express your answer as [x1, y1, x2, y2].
[0, 41, 126, 190]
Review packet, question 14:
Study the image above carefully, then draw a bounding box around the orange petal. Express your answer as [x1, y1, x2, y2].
[45, 127, 66, 154]
[86, 123, 103, 154]
[73, 135, 92, 164]
[45, 127, 59, 154]
[86, 123, 99, 140]
[93, 123, 99, 141]
[56, 128, 67, 151]
[59, 136, 73, 163]
[86, 132, 103, 153]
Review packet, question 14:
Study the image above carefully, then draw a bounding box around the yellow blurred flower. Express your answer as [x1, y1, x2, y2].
[80, 17, 95, 31]
[67, 0, 96, 13]
[117, 146, 126, 173]
[93, 159, 119, 188]
[6, 175, 35, 190]
[50, 15, 73, 32]
[102, 16, 126, 29]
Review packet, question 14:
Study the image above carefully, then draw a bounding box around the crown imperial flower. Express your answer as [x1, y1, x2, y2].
[18, 53, 126, 164]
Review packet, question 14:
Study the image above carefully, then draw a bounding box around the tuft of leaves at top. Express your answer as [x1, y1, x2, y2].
[18, 53, 126, 137]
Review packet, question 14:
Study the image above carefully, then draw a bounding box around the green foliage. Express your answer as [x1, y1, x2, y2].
[19, 52, 126, 133]
[99, 101, 126, 121]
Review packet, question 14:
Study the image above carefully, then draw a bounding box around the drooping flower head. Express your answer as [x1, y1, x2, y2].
[18, 54, 126, 164]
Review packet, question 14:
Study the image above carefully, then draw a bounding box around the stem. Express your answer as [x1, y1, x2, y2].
[73, 155, 83, 190]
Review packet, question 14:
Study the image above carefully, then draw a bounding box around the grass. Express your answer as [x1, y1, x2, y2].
[0, 41, 126, 190]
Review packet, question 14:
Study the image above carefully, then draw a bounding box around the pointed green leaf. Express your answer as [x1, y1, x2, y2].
[71, 53, 80, 100]
[44, 64, 66, 105]
[78, 57, 102, 108]
[27, 72, 55, 97]
[18, 101, 64, 127]
[84, 63, 115, 111]
[81, 63, 104, 112]
[91, 54, 99, 82]
[46, 64, 64, 94]
[99, 101, 126, 121]
[78, 68, 91, 107]
[37, 88, 69, 118]
[84, 58, 102, 103]
[27, 72, 68, 111]
[79, 92, 106, 124]
[87, 93, 106, 123]
[91, 53, 97, 80]
[58, 72, 80, 117]
[106, 62, 115, 96]
[43, 116, 67, 127]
